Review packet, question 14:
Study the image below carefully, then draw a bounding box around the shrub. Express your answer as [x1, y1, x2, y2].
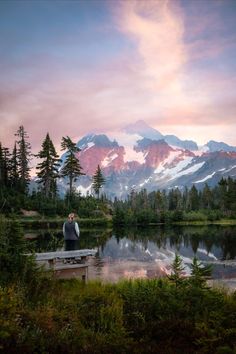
[0, 216, 37, 286]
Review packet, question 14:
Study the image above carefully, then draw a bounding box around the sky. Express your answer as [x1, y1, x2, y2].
[0, 0, 236, 154]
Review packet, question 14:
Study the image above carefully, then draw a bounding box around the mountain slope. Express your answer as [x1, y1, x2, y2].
[57, 121, 236, 198]
[124, 120, 198, 151]
[204, 140, 236, 153]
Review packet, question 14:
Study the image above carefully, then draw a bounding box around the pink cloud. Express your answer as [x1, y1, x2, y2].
[115, 0, 187, 96]
[0, 0, 236, 154]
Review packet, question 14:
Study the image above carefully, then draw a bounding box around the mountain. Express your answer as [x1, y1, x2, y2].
[164, 135, 198, 151]
[124, 120, 164, 141]
[124, 120, 198, 151]
[57, 121, 236, 198]
[204, 140, 236, 153]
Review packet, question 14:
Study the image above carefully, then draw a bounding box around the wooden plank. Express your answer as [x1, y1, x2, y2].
[54, 264, 88, 271]
[35, 249, 96, 261]
[54, 264, 88, 281]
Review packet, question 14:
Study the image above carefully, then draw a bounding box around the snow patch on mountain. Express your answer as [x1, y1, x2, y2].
[107, 131, 142, 148]
[76, 184, 92, 196]
[154, 153, 195, 181]
[124, 147, 145, 163]
[169, 161, 205, 181]
[224, 165, 236, 173]
[139, 177, 152, 187]
[199, 145, 209, 153]
[101, 152, 119, 167]
[107, 131, 145, 163]
[154, 151, 183, 174]
[83, 142, 95, 152]
[195, 172, 216, 183]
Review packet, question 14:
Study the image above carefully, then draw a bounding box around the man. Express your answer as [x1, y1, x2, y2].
[63, 213, 80, 251]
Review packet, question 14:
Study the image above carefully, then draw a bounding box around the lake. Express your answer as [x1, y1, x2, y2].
[25, 224, 236, 290]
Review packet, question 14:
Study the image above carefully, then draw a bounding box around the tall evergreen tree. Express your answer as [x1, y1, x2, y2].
[218, 177, 228, 212]
[0, 143, 3, 187]
[92, 164, 106, 199]
[2, 147, 11, 187]
[129, 189, 137, 210]
[189, 257, 212, 289]
[35, 133, 61, 198]
[0, 143, 10, 188]
[202, 183, 213, 209]
[15, 126, 31, 193]
[225, 177, 236, 212]
[9, 142, 19, 190]
[61, 136, 84, 197]
[168, 188, 182, 210]
[188, 185, 199, 211]
[168, 254, 185, 288]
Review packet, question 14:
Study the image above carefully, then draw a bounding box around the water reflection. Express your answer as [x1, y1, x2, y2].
[25, 225, 236, 285]
[26, 230, 64, 252]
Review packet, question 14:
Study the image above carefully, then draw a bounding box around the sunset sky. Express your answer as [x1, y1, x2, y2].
[0, 0, 236, 153]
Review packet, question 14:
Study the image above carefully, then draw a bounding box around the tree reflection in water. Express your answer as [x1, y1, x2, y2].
[25, 225, 236, 282]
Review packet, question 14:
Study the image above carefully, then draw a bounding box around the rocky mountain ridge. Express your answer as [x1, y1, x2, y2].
[58, 120, 236, 198]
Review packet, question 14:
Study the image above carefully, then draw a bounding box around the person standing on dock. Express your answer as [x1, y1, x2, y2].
[63, 213, 80, 251]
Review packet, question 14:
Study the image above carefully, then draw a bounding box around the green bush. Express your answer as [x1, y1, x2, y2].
[0, 216, 37, 286]
[183, 211, 208, 222]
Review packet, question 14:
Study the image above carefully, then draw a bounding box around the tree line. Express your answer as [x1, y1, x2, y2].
[1, 125, 236, 222]
[113, 178, 236, 224]
[0, 126, 106, 215]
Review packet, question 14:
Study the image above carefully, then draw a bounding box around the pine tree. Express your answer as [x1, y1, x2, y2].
[9, 142, 19, 190]
[168, 254, 185, 287]
[61, 136, 84, 197]
[0, 216, 37, 286]
[129, 188, 137, 210]
[0, 143, 10, 188]
[3, 147, 11, 187]
[35, 133, 61, 198]
[225, 177, 236, 212]
[0, 143, 3, 187]
[188, 185, 199, 211]
[218, 178, 228, 212]
[202, 183, 213, 209]
[15, 126, 31, 193]
[92, 164, 106, 199]
[189, 257, 212, 288]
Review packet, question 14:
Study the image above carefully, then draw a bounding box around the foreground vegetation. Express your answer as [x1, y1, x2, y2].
[1, 277, 236, 354]
[0, 217, 236, 353]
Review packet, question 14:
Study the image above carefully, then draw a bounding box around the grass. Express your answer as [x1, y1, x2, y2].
[173, 219, 236, 226]
[6, 216, 112, 229]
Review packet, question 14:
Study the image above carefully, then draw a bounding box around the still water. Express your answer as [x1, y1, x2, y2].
[25, 225, 236, 289]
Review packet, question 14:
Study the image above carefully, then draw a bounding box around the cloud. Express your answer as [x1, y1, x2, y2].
[116, 0, 187, 98]
[114, 0, 236, 128]
[0, 0, 236, 153]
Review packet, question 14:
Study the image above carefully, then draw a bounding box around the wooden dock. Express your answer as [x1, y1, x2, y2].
[34, 249, 97, 282]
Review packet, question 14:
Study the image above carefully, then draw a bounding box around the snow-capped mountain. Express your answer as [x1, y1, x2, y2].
[58, 121, 236, 198]
[124, 120, 198, 151]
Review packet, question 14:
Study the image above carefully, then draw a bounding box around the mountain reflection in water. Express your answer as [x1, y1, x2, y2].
[25, 225, 236, 288]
